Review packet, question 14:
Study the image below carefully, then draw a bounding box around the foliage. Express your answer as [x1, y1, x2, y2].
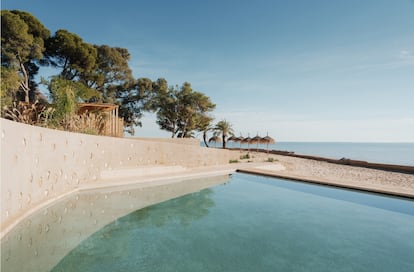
[46, 29, 97, 81]
[229, 159, 239, 163]
[116, 79, 149, 135]
[3, 101, 55, 126]
[214, 120, 234, 149]
[86, 45, 134, 91]
[153, 85, 179, 137]
[1, 11, 219, 137]
[1, 11, 32, 64]
[266, 157, 277, 162]
[46, 31, 141, 134]
[91, 45, 141, 134]
[59, 112, 107, 135]
[46, 77, 99, 123]
[43, 77, 116, 136]
[1, 66, 21, 110]
[149, 81, 215, 138]
[240, 153, 250, 160]
[1, 10, 49, 63]
[199, 122, 214, 148]
[1, 10, 50, 103]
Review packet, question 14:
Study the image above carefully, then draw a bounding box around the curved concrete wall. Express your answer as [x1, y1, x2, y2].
[0, 118, 231, 234]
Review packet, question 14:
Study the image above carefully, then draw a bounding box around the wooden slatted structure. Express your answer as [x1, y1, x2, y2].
[78, 103, 123, 137]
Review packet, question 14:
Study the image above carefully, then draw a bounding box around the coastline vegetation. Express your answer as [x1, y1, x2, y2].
[265, 157, 277, 162]
[240, 153, 250, 160]
[1, 10, 220, 138]
[213, 120, 234, 149]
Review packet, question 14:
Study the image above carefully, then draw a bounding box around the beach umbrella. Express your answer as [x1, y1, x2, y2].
[241, 135, 252, 152]
[208, 136, 221, 148]
[227, 135, 238, 144]
[261, 133, 276, 154]
[251, 134, 263, 152]
[228, 135, 242, 150]
[237, 136, 244, 151]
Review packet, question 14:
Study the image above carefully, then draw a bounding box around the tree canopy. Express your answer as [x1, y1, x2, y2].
[46, 29, 97, 81]
[1, 10, 50, 103]
[1, 10, 219, 138]
[214, 120, 234, 149]
[149, 82, 215, 138]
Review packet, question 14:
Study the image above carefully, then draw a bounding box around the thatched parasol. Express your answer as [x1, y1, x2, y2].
[241, 135, 252, 152]
[227, 135, 238, 143]
[228, 135, 241, 150]
[251, 134, 263, 152]
[261, 133, 276, 154]
[208, 136, 221, 148]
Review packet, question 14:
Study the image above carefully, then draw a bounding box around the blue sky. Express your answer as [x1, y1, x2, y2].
[3, 0, 414, 142]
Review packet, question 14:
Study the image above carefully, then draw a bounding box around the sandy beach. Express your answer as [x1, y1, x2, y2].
[230, 150, 414, 198]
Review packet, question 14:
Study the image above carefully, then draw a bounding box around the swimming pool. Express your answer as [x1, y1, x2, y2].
[2, 173, 414, 271]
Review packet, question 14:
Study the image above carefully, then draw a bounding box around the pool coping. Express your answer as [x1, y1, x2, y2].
[237, 167, 414, 200]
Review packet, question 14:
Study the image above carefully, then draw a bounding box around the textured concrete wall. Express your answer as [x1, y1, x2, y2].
[131, 137, 201, 146]
[0, 118, 231, 233]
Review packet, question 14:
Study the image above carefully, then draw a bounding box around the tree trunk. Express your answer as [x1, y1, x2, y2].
[222, 134, 226, 149]
[171, 122, 177, 138]
[19, 61, 30, 103]
[181, 118, 189, 138]
[203, 131, 209, 147]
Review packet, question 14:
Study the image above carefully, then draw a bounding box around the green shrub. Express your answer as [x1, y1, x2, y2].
[240, 153, 250, 160]
[265, 157, 277, 162]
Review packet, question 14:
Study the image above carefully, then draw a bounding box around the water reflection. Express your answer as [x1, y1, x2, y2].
[131, 188, 215, 227]
[51, 188, 217, 271]
[1, 175, 229, 272]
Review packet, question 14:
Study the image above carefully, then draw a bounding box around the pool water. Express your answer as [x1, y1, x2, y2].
[50, 173, 414, 272]
[1, 175, 229, 272]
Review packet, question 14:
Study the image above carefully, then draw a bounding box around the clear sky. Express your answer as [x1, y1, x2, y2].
[3, 0, 414, 142]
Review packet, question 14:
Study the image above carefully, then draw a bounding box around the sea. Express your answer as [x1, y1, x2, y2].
[208, 142, 414, 166]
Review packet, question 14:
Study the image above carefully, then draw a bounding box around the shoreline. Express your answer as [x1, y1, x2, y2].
[237, 169, 414, 200]
[230, 150, 414, 199]
[228, 147, 414, 174]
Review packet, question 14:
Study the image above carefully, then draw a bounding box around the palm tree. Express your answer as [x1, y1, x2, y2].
[197, 117, 214, 147]
[202, 126, 212, 147]
[208, 135, 221, 148]
[214, 120, 234, 149]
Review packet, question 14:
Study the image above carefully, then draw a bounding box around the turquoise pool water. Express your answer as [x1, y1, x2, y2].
[1, 175, 228, 272]
[50, 173, 414, 272]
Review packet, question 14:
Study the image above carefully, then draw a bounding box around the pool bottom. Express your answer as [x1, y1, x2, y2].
[51, 173, 414, 272]
[1, 175, 229, 272]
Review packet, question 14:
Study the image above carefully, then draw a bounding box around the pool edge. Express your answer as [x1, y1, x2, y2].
[0, 168, 235, 240]
[237, 168, 414, 200]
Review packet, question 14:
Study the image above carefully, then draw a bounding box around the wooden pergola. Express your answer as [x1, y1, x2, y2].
[78, 103, 123, 137]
